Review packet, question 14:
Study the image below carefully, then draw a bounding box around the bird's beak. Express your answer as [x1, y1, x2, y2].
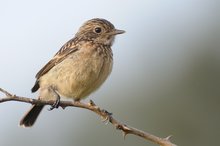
[111, 29, 126, 35]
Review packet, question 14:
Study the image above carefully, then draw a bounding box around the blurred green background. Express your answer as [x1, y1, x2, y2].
[0, 0, 219, 146]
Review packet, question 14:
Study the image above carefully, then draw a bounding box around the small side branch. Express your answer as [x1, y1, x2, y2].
[0, 87, 176, 146]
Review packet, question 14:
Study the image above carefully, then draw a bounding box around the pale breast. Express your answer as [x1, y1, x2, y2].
[39, 43, 113, 100]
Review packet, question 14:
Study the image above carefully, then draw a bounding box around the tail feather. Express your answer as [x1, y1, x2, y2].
[31, 80, 40, 93]
[20, 105, 44, 127]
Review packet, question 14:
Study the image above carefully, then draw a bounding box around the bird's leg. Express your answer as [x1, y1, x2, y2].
[48, 88, 61, 111]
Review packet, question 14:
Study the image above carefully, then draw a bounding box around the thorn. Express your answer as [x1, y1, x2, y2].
[122, 131, 128, 140]
[101, 116, 109, 125]
[116, 124, 121, 130]
[165, 135, 172, 140]
[101, 109, 113, 123]
[89, 100, 96, 106]
[101, 109, 112, 116]
[100, 109, 113, 124]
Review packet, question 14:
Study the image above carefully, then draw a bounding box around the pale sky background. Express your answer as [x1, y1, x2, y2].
[0, 0, 219, 146]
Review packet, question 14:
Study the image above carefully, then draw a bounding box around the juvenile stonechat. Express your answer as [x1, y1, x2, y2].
[20, 18, 125, 127]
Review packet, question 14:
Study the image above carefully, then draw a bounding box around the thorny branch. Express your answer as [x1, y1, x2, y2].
[0, 87, 176, 146]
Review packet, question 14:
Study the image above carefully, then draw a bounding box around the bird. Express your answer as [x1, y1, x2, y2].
[19, 18, 125, 127]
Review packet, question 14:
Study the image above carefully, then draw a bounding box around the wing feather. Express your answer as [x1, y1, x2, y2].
[35, 38, 78, 79]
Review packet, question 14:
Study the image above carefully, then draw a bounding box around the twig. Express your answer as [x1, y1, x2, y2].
[0, 87, 176, 146]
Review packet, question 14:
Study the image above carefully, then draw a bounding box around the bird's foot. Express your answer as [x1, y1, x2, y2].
[48, 97, 60, 111]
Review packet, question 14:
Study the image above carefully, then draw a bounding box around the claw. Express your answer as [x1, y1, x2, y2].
[48, 96, 60, 111]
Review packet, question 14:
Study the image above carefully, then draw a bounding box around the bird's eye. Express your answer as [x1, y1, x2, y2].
[94, 27, 102, 34]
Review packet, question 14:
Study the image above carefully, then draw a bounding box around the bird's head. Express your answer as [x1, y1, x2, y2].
[76, 18, 125, 46]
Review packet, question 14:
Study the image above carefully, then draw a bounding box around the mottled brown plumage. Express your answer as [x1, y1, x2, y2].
[20, 18, 125, 127]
